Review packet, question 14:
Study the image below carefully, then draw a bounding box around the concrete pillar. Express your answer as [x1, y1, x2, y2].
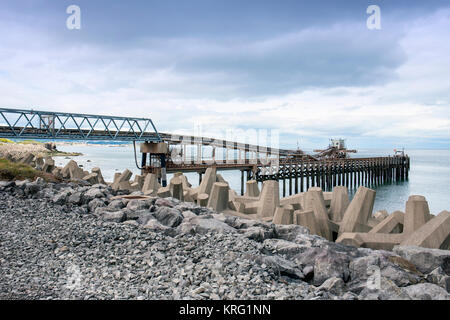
[207, 182, 229, 213]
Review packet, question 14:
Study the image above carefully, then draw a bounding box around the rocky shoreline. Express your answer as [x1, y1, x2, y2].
[0, 179, 449, 300]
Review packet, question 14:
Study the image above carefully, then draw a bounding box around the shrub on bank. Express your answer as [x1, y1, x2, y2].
[0, 158, 58, 181]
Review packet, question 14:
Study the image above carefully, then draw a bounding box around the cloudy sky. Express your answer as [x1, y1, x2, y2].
[1, 0, 450, 149]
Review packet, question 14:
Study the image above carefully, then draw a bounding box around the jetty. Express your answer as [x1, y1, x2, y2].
[0, 108, 410, 196]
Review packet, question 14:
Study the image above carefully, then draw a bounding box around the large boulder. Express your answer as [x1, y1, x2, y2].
[403, 283, 450, 300]
[153, 206, 184, 228]
[393, 246, 450, 274]
[178, 215, 236, 235]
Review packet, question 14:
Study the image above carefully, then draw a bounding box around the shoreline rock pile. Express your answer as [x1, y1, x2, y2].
[0, 177, 449, 300]
[4, 153, 448, 252]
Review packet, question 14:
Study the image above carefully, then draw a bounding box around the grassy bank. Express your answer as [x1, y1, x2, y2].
[0, 139, 82, 157]
[0, 158, 59, 182]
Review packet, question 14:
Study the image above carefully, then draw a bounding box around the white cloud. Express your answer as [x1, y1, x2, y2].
[0, 8, 449, 148]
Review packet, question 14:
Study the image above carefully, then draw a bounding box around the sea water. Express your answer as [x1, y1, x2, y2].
[55, 144, 450, 215]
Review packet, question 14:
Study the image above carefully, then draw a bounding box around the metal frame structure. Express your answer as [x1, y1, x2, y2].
[0, 108, 161, 142]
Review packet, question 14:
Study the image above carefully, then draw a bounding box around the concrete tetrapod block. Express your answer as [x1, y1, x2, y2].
[207, 182, 229, 213]
[61, 160, 79, 179]
[157, 186, 172, 198]
[83, 173, 99, 185]
[197, 193, 209, 207]
[112, 169, 133, 191]
[51, 167, 62, 179]
[374, 210, 389, 221]
[245, 180, 260, 198]
[179, 175, 192, 189]
[305, 187, 333, 241]
[198, 167, 217, 196]
[280, 193, 304, 211]
[42, 157, 55, 173]
[34, 156, 45, 171]
[294, 210, 319, 235]
[369, 210, 404, 234]
[404, 195, 431, 236]
[169, 176, 184, 201]
[257, 180, 280, 218]
[330, 186, 349, 222]
[20, 152, 34, 165]
[339, 186, 376, 234]
[273, 206, 294, 225]
[216, 174, 227, 184]
[336, 232, 405, 251]
[142, 173, 160, 195]
[134, 175, 144, 189]
[401, 211, 450, 250]
[68, 165, 84, 180]
[91, 167, 106, 185]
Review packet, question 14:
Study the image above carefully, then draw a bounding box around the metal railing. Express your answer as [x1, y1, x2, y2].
[0, 108, 161, 142]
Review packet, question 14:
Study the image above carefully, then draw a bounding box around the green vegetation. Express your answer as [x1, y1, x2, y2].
[0, 158, 58, 181]
[0, 139, 42, 144]
[0, 138, 15, 144]
[19, 140, 41, 145]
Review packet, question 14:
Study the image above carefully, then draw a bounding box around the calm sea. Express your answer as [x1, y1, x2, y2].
[55, 145, 450, 215]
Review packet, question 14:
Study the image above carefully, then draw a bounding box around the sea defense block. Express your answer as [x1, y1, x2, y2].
[91, 167, 106, 185]
[374, 210, 389, 221]
[339, 186, 376, 234]
[33, 156, 45, 171]
[83, 173, 99, 185]
[305, 188, 333, 241]
[142, 173, 160, 195]
[245, 180, 260, 198]
[273, 206, 294, 225]
[20, 152, 34, 165]
[330, 186, 349, 222]
[134, 175, 144, 189]
[42, 157, 55, 173]
[169, 176, 184, 201]
[257, 180, 280, 218]
[197, 193, 209, 207]
[369, 210, 404, 234]
[280, 192, 304, 211]
[61, 160, 78, 178]
[294, 210, 319, 235]
[336, 232, 404, 251]
[51, 167, 62, 179]
[198, 167, 217, 196]
[404, 195, 431, 236]
[207, 182, 229, 213]
[401, 211, 450, 250]
[157, 186, 172, 198]
[111, 169, 133, 190]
